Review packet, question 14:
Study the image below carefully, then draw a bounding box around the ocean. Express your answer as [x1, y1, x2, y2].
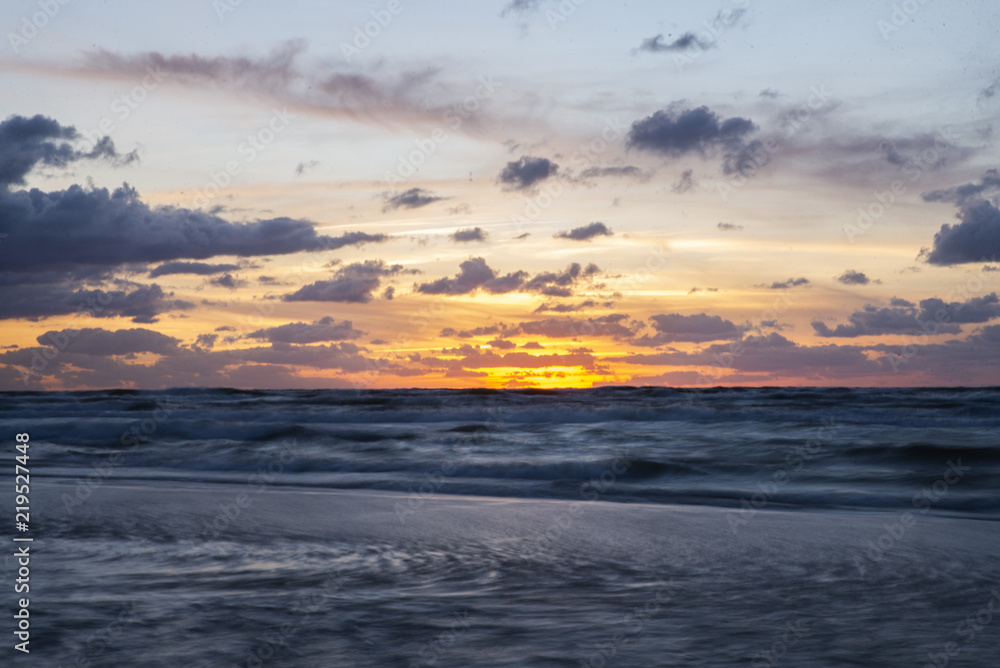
[3, 386, 999, 666]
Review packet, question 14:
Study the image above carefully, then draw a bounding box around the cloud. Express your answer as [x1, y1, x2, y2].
[382, 187, 446, 212]
[521, 262, 600, 297]
[811, 294, 1000, 338]
[498, 156, 558, 191]
[672, 169, 695, 193]
[626, 106, 756, 163]
[0, 283, 193, 323]
[450, 227, 488, 243]
[295, 160, 319, 176]
[921, 171, 1000, 265]
[149, 261, 240, 277]
[534, 300, 598, 313]
[922, 169, 1000, 205]
[440, 325, 504, 338]
[636, 33, 714, 53]
[415, 258, 597, 297]
[836, 270, 875, 286]
[0, 113, 136, 186]
[515, 314, 638, 339]
[35, 327, 182, 356]
[248, 317, 364, 344]
[766, 278, 809, 289]
[576, 166, 651, 182]
[632, 312, 741, 346]
[71, 42, 464, 129]
[284, 260, 416, 303]
[554, 222, 613, 242]
[0, 180, 388, 275]
[499, 0, 544, 16]
[209, 273, 247, 290]
[760, 89, 779, 99]
[416, 257, 525, 295]
[717, 222, 742, 232]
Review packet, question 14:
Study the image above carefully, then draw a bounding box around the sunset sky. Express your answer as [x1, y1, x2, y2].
[2, 0, 1000, 389]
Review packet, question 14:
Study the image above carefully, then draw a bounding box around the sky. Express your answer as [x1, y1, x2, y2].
[2, 0, 1000, 390]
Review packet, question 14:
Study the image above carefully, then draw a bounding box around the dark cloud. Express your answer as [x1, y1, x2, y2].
[626, 106, 756, 162]
[767, 278, 809, 289]
[498, 156, 558, 191]
[632, 313, 741, 346]
[499, 0, 544, 16]
[194, 333, 218, 350]
[836, 270, 874, 286]
[248, 317, 364, 344]
[717, 222, 742, 232]
[0, 180, 388, 275]
[440, 325, 504, 339]
[415, 258, 597, 297]
[294, 160, 319, 176]
[554, 222, 613, 241]
[759, 89, 779, 99]
[721, 139, 771, 176]
[577, 166, 651, 182]
[0, 114, 136, 187]
[284, 260, 416, 304]
[521, 262, 600, 297]
[636, 33, 714, 53]
[35, 327, 181, 356]
[922, 169, 1000, 205]
[382, 187, 446, 212]
[514, 314, 638, 340]
[149, 261, 240, 278]
[0, 283, 193, 323]
[209, 273, 246, 290]
[417, 257, 525, 296]
[921, 171, 1000, 265]
[672, 169, 695, 193]
[534, 300, 598, 313]
[450, 227, 488, 243]
[811, 294, 1000, 338]
[487, 338, 517, 350]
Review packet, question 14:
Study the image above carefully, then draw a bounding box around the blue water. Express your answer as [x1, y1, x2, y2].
[3, 387, 999, 666]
